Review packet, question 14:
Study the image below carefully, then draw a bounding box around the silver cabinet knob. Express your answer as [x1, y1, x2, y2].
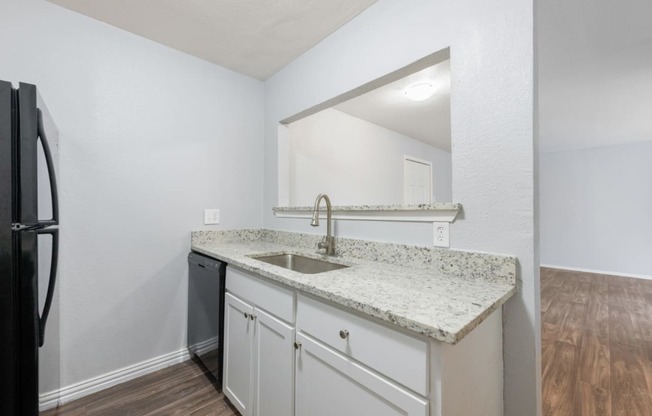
[250, 314, 256, 321]
[294, 341, 302, 350]
[339, 329, 349, 339]
[244, 312, 249, 319]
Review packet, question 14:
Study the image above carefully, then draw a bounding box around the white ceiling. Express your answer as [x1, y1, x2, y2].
[46, 0, 378, 80]
[334, 60, 451, 152]
[538, 0, 652, 153]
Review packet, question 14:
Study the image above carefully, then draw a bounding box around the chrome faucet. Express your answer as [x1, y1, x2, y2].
[310, 193, 335, 256]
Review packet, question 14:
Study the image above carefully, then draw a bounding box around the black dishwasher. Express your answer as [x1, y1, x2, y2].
[187, 252, 226, 386]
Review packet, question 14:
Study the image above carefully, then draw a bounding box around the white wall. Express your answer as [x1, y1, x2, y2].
[540, 141, 652, 278]
[263, 1, 538, 415]
[0, 0, 264, 395]
[288, 108, 452, 206]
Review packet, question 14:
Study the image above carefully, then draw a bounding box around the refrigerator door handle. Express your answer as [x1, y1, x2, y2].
[36, 227, 58, 347]
[36, 108, 59, 227]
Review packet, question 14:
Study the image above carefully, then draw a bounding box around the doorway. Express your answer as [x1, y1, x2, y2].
[403, 156, 433, 204]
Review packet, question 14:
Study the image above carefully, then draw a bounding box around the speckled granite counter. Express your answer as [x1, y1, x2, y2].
[191, 229, 517, 344]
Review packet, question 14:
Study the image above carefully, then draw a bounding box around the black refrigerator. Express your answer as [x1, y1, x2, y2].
[0, 81, 60, 416]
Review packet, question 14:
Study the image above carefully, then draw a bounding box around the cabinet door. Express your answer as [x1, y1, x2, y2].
[223, 293, 254, 416]
[295, 333, 428, 416]
[253, 308, 295, 416]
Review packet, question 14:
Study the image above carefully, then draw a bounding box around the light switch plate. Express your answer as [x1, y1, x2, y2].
[433, 221, 450, 247]
[204, 209, 220, 225]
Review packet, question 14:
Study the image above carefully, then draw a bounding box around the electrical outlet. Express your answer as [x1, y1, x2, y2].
[204, 209, 220, 225]
[433, 221, 450, 247]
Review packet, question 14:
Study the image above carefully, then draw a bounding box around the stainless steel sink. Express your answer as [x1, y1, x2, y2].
[251, 253, 348, 274]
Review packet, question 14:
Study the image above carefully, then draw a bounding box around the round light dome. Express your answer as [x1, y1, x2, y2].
[404, 83, 436, 101]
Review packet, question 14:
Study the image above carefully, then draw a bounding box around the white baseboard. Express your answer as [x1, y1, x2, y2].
[189, 336, 220, 357]
[541, 264, 652, 281]
[39, 347, 191, 411]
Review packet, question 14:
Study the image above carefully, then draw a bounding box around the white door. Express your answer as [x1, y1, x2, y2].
[253, 308, 295, 416]
[295, 333, 428, 416]
[223, 293, 254, 416]
[403, 156, 433, 205]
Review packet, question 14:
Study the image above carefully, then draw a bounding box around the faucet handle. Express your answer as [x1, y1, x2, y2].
[317, 236, 334, 253]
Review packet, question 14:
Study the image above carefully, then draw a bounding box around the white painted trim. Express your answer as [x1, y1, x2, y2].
[274, 209, 459, 223]
[541, 264, 652, 281]
[189, 336, 220, 357]
[39, 348, 191, 411]
[273, 205, 460, 223]
[277, 124, 290, 207]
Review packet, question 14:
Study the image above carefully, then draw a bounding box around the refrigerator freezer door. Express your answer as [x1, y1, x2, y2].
[17, 83, 39, 227]
[0, 80, 12, 228]
[16, 83, 59, 228]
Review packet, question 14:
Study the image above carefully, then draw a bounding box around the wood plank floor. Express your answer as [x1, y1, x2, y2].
[40, 355, 240, 416]
[542, 267, 652, 416]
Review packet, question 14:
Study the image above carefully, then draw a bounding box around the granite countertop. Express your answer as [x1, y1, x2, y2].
[191, 230, 516, 345]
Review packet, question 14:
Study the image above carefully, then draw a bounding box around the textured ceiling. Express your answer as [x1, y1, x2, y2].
[538, 0, 652, 152]
[46, 0, 378, 80]
[335, 60, 451, 152]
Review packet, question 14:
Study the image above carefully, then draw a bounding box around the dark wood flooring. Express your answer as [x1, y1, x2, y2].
[40, 353, 239, 416]
[542, 267, 652, 416]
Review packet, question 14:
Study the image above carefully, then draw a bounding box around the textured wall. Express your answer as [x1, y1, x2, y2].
[540, 142, 652, 278]
[263, 1, 539, 414]
[0, 0, 264, 393]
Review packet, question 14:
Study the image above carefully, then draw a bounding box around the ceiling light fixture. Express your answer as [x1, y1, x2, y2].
[404, 83, 436, 101]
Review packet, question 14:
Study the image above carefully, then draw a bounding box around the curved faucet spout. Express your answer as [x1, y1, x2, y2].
[311, 193, 334, 255]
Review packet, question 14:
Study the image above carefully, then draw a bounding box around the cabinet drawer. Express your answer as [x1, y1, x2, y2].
[226, 266, 294, 323]
[297, 294, 428, 396]
[296, 333, 428, 416]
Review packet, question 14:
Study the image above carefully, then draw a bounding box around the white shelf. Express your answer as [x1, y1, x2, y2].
[273, 203, 461, 223]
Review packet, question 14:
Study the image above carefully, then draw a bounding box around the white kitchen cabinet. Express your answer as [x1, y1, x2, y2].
[223, 266, 504, 416]
[224, 266, 296, 416]
[223, 292, 295, 416]
[294, 292, 503, 416]
[295, 332, 428, 416]
[253, 307, 294, 416]
[223, 292, 254, 415]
